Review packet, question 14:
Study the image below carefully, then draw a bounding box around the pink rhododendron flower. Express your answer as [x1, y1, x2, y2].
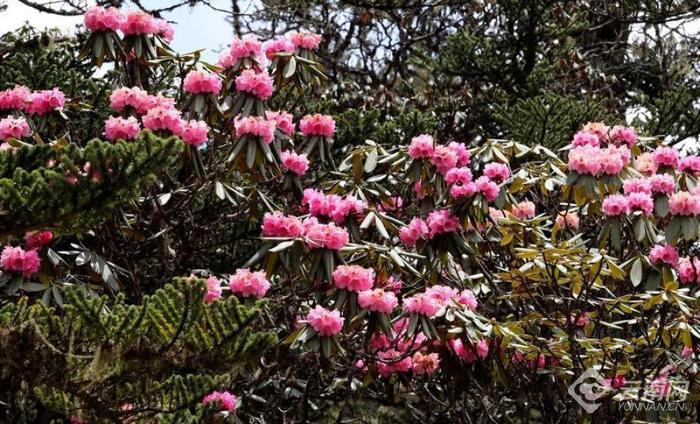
[475, 176, 500, 202]
[450, 339, 487, 363]
[299, 114, 335, 137]
[265, 110, 295, 136]
[412, 352, 440, 376]
[109, 86, 150, 113]
[649, 174, 675, 195]
[104, 116, 140, 141]
[288, 32, 322, 50]
[430, 145, 458, 174]
[669, 191, 700, 216]
[571, 131, 600, 148]
[202, 391, 237, 411]
[27, 88, 65, 115]
[626, 192, 654, 216]
[280, 150, 309, 176]
[177, 120, 209, 147]
[403, 292, 442, 317]
[377, 348, 413, 377]
[0, 116, 30, 142]
[676, 257, 700, 284]
[183, 70, 222, 95]
[357, 288, 398, 313]
[204, 276, 222, 304]
[483, 162, 510, 182]
[1, 246, 40, 278]
[120, 10, 157, 35]
[568, 145, 628, 176]
[476, 339, 489, 359]
[511, 201, 536, 220]
[229, 36, 263, 63]
[24, 231, 53, 250]
[457, 289, 478, 310]
[234, 116, 276, 144]
[582, 122, 609, 140]
[445, 167, 476, 198]
[155, 19, 175, 42]
[426, 210, 460, 238]
[228, 268, 270, 298]
[555, 212, 580, 230]
[408, 134, 434, 159]
[448, 142, 471, 167]
[264, 37, 295, 58]
[235, 69, 274, 99]
[84, 6, 123, 32]
[301, 189, 366, 222]
[302, 218, 349, 250]
[0, 85, 32, 111]
[635, 152, 656, 175]
[602, 194, 628, 216]
[399, 218, 429, 246]
[332, 265, 374, 292]
[679, 156, 700, 174]
[649, 244, 679, 268]
[623, 178, 652, 195]
[652, 146, 679, 170]
[142, 106, 183, 133]
[609, 125, 637, 147]
[306, 305, 344, 336]
[217, 52, 236, 69]
[261, 211, 303, 238]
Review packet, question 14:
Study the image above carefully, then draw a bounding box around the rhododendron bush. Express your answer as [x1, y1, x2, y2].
[0, 5, 699, 424]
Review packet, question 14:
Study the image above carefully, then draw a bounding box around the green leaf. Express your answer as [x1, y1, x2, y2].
[630, 258, 643, 287]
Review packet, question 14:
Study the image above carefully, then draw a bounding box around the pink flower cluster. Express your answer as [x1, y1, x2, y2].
[484, 162, 510, 182]
[266, 111, 295, 136]
[235, 70, 274, 100]
[119, 10, 172, 38]
[332, 265, 374, 292]
[602, 194, 628, 216]
[555, 212, 580, 230]
[407, 134, 435, 159]
[426, 210, 460, 238]
[412, 352, 441, 376]
[25, 89, 66, 116]
[84, 6, 123, 32]
[179, 120, 209, 147]
[445, 167, 475, 199]
[431, 142, 470, 174]
[24, 230, 53, 250]
[399, 218, 429, 246]
[649, 174, 675, 195]
[299, 114, 336, 138]
[228, 268, 271, 298]
[626, 192, 654, 216]
[104, 116, 140, 141]
[403, 285, 477, 317]
[204, 276, 222, 304]
[679, 156, 700, 174]
[228, 36, 263, 64]
[0, 116, 30, 142]
[623, 178, 651, 195]
[202, 391, 237, 411]
[302, 218, 349, 250]
[1, 246, 40, 278]
[262, 212, 303, 238]
[110, 87, 175, 114]
[649, 244, 679, 268]
[609, 125, 637, 147]
[234, 116, 276, 144]
[568, 145, 630, 176]
[669, 192, 700, 216]
[451, 338, 489, 363]
[142, 106, 183, 133]
[0, 85, 31, 110]
[183, 70, 222, 95]
[306, 305, 344, 336]
[677, 257, 700, 284]
[357, 288, 398, 313]
[263, 37, 295, 58]
[572, 131, 600, 148]
[475, 176, 500, 202]
[301, 189, 367, 223]
[280, 150, 309, 176]
[652, 146, 679, 170]
[511, 201, 536, 220]
[289, 32, 323, 50]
